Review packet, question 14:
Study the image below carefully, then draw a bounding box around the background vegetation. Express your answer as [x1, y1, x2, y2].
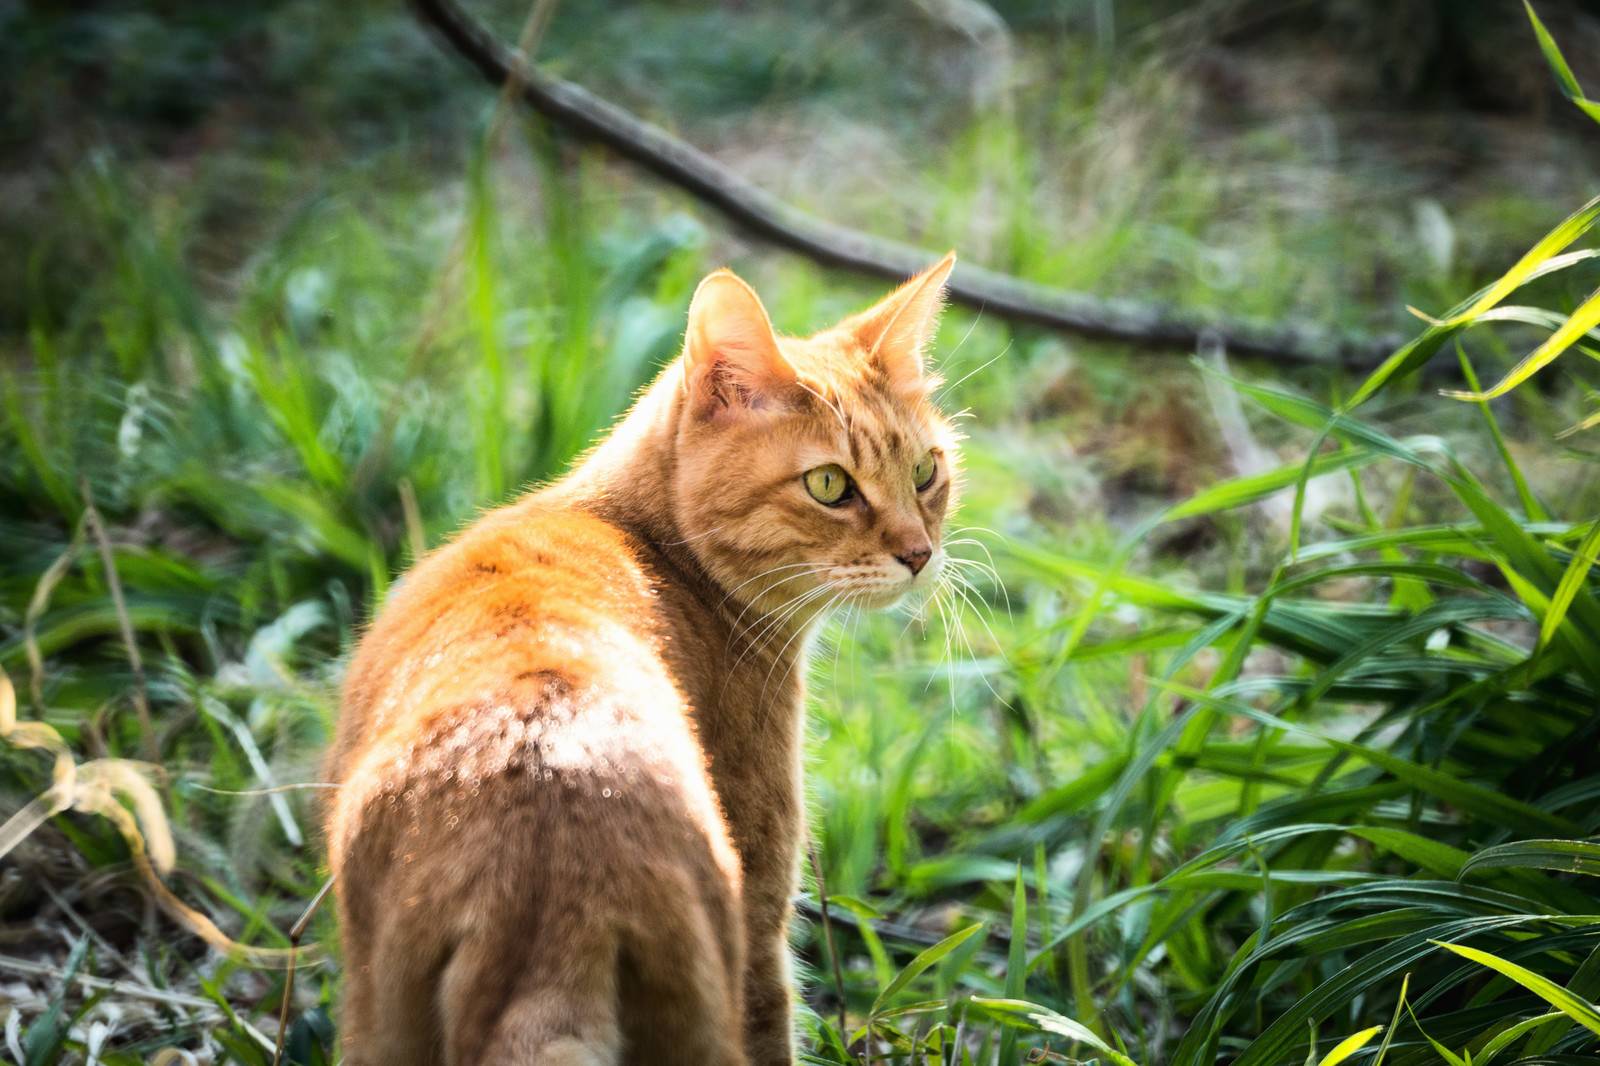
[4, 1, 1600, 1063]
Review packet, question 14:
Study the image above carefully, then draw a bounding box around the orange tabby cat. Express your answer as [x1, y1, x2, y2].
[325, 253, 960, 1065]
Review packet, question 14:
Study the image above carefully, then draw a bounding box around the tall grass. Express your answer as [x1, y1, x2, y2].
[1, 125, 707, 1062]
[3, 4, 1600, 1064]
[789, 13, 1600, 1061]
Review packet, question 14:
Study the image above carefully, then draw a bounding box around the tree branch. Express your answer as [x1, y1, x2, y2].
[412, 0, 1401, 368]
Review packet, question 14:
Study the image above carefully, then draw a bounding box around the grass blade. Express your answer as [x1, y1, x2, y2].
[1442, 286, 1600, 401]
[870, 923, 984, 1015]
[1348, 192, 1600, 406]
[968, 998, 1140, 1066]
[1315, 1024, 1382, 1066]
[1461, 840, 1600, 879]
[999, 865, 1027, 1065]
[1537, 516, 1600, 651]
[1526, 1, 1600, 124]
[1432, 939, 1600, 1037]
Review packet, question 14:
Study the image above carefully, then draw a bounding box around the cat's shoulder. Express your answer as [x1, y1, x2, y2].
[412, 496, 637, 582]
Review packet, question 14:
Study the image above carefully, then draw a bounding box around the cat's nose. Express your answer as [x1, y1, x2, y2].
[894, 544, 932, 576]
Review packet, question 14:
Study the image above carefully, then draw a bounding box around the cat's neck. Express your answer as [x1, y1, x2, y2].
[547, 361, 823, 675]
[553, 362, 689, 548]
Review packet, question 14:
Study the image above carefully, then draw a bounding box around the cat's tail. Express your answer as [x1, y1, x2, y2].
[334, 672, 751, 1064]
[442, 928, 621, 1064]
[437, 874, 748, 1066]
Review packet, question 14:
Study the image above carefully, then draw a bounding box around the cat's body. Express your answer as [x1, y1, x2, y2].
[327, 255, 959, 1065]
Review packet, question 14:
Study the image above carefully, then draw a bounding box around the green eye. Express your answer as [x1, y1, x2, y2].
[913, 451, 937, 490]
[804, 464, 852, 505]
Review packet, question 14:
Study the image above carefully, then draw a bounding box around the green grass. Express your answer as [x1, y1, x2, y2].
[5, 2, 1600, 1064]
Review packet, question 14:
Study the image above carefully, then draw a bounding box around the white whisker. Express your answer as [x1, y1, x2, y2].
[942, 570, 1012, 710]
[936, 337, 1011, 405]
[725, 565, 828, 641]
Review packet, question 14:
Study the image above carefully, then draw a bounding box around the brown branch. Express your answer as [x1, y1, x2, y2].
[273, 874, 336, 1066]
[412, 0, 1402, 368]
[792, 896, 1009, 965]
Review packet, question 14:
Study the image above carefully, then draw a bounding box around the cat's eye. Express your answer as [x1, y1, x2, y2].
[804, 464, 853, 506]
[913, 450, 937, 491]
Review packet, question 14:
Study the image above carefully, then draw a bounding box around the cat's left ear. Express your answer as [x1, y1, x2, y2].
[683, 268, 797, 421]
[847, 251, 956, 388]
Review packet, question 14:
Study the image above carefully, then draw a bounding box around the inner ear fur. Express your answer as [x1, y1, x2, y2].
[683, 268, 797, 419]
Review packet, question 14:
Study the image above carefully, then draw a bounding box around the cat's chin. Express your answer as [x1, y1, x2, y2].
[850, 585, 914, 610]
[854, 574, 939, 612]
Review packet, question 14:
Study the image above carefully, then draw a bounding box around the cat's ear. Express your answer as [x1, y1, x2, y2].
[847, 251, 955, 388]
[683, 269, 797, 420]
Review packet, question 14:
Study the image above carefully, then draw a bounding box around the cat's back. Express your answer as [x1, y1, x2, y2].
[331, 498, 667, 770]
[325, 497, 747, 1064]
[325, 496, 725, 870]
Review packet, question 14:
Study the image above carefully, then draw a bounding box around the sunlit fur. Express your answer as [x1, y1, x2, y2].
[326, 254, 960, 1066]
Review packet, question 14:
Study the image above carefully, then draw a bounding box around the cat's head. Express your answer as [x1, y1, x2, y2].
[671, 254, 960, 620]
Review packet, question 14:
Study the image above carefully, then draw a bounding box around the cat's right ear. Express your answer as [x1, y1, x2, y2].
[683, 269, 797, 421]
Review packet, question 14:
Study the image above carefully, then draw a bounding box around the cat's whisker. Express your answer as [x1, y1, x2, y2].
[946, 566, 1006, 647]
[727, 593, 818, 666]
[944, 533, 1008, 590]
[719, 562, 826, 612]
[753, 591, 834, 712]
[945, 582, 977, 716]
[817, 596, 865, 709]
[733, 582, 835, 674]
[934, 337, 1011, 406]
[825, 603, 853, 693]
[942, 547, 1003, 590]
[943, 547, 1000, 578]
[918, 578, 945, 686]
[929, 579, 960, 716]
[937, 305, 985, 369]
[896, 589, 930, 638]
[720, 584, 834, 708]
[761, 578, 839, 638]
[847, 601, 865, 694]
[941, 570, 1012, 711]
[724, 567, 828, 642]
[721, 564, 833, 649]
[758, 586, 846, 708]
[947, 524, 1005, 540]
[944, 555, 1010, 619]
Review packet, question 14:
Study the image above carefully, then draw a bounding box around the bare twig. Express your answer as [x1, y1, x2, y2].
[793, 896, 1009, 962]
[79, 481, 158, 765]
[273, 874, 337, 1066]
[411, 0, 1401, 368]
[806, 838, 849, 1040]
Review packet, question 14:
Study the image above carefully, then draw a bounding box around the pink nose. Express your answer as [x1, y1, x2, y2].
[895, 545, 932, 576]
